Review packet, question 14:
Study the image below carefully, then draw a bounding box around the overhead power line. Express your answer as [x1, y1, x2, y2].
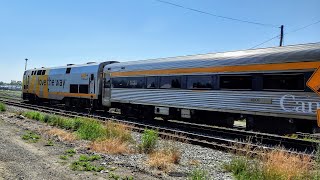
[155, 0, 279, 28]
[251, 20, 320, 49]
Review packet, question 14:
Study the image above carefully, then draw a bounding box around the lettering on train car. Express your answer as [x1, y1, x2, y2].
[39, 78, 66, 87]
[241, 98, 272, 104]
[280, 94, 320, 114]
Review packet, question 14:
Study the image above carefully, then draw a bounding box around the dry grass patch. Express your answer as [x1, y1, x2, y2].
[147, 148, 181, 172]
[104, 121, 133, 142]
[224, 147, 316, 180]
[46, 128, 77, 142]
[261, 150, 313, 179]
[90, 138, 131, 154]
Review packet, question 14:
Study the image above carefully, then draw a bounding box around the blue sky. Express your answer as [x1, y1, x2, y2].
[0, 0, 319, 82]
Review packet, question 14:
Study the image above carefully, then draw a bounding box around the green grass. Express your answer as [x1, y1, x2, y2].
[139, 129, 158, 153]
[76, 119, 106, 140]
[78, 154, 101, 162]
[22, 131, 41, 143]
[70, 154, 104, 172]
[65, 149, 76, 157]
[23, 111, 106, 140]
[23, 111, 45, 121]
[0, 102, 6, 112]
[188, 168, 209, 180]
[59, 155, 69, 160]
[22, 111, 134, 145]
[223, 157, 263, 180]
[45, 140, 54, 146]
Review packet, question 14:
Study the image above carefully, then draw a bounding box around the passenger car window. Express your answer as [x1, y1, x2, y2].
[187, 76, 213, 89]
[263, 73, 304, 91]
[146, 77, 157, 88]
[220, 75, 252, 89]
[112, 77, 145, 88]
[160, 76, 181, 89]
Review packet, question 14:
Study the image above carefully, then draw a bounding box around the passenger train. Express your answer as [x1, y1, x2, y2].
[22, 43, 320, 134]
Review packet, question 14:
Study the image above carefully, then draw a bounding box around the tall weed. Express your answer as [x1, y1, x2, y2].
[0, 103, 6, 112]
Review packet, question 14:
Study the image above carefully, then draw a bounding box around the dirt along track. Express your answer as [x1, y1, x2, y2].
[0, 115, 102, 180]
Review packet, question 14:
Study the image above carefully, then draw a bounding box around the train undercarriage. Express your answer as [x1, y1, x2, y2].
[22, 93, 320, 135]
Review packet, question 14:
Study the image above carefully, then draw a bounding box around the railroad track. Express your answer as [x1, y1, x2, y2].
[0, 97, 318, 157]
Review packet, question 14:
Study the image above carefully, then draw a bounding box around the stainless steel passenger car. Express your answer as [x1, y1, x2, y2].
[102, 43, 320, 133]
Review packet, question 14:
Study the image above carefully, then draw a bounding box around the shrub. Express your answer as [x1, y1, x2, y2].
[0, 103, 6, 112]
[140, 129, 158, 153]
[76, 119, 106, 140]
[188, 168, 209, 180]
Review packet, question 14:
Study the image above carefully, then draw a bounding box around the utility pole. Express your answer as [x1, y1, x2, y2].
[25, 58, 28, 70]
[279, 25, 284, 47]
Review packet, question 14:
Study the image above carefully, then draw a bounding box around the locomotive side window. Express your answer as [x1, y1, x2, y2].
[41, 70, 46, 75]
[37, 70, 42, 75]
[160, 76, 181, 89]
[147, 77, 158, 88]
[220, 75, 252, 90]
[70, 84, 78, 93]
[187, 76, 213, 89]
[79, 85, 89, 94]
[263, 73, 304, 91]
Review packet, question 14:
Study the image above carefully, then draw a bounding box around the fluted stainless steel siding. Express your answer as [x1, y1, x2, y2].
[111, 88, 320, 120]
[105, 43, 320, 74]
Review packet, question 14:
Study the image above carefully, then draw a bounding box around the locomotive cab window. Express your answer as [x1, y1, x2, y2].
[37, 70, 42, 75]
[220, 75, 252, 90]
[66, 68, 71, 74]
[41, 70, 46, 75]
[160, 76, 181, 89]
[187, 76, 213, 89]
[263, 73, 304, 91]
